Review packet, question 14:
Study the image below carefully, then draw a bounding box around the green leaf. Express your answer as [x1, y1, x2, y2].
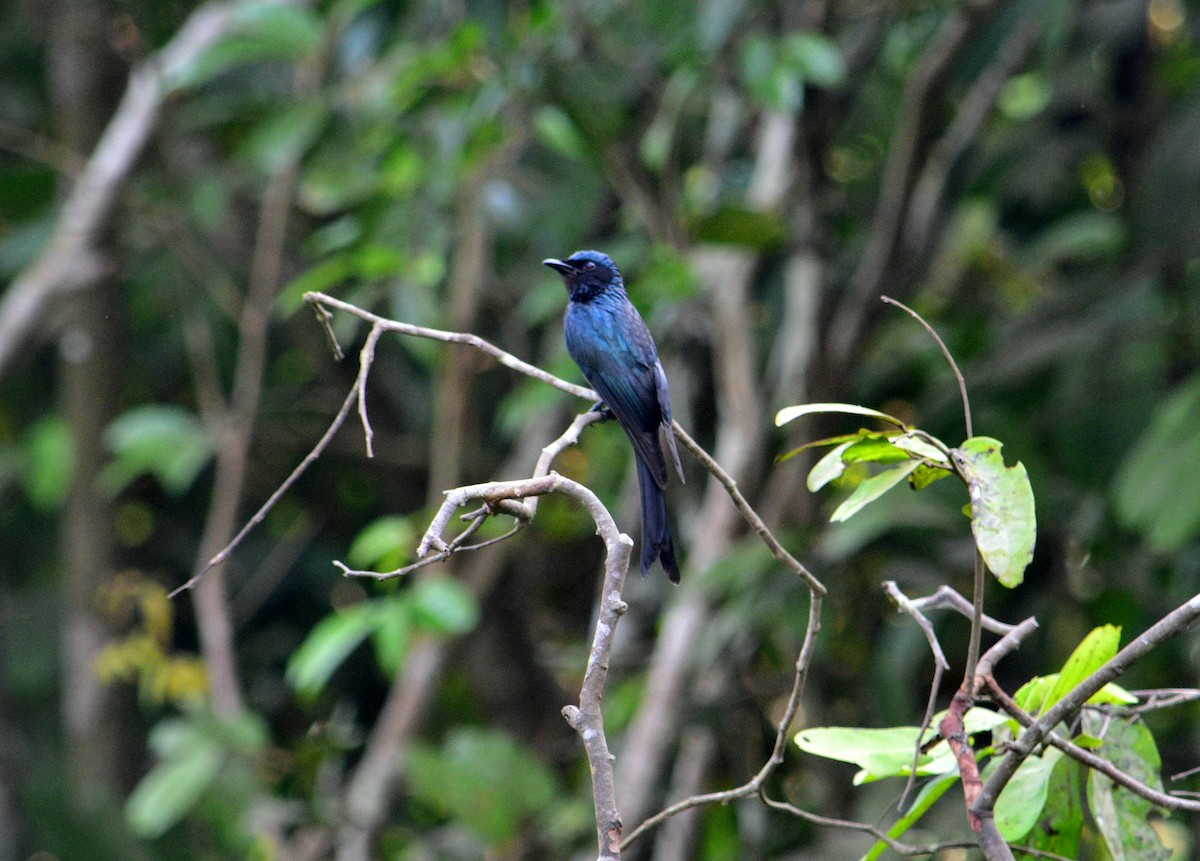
[409, 577, 478, 636]
[1015, 755, 1083, 861]
[995, 748, 1062, 841]
[1113, 375, 1200, 551]
[1084, 714, 1170, 861]
[23, 415, 72, 510]
[1014, 674, 1137, 715]
[1039, 625, 1121, 714]
[952, 437, 1036, 588]
[371, 604, 412, 676]
[794, 710, 1008, 784]
[842, 435, 913, 465]
[286, 603, 380, 696]
[830, 460, 921, 522]
[776, 402, 907, 428]
[407, 729, 558, 844]
[807, 440, 854, 491]
[347, 515, 415, 573]
[125, 721, 223, 838]
[861, 772, 959, 861]
[100, 405, 214, 496]
[909, 462, 953, 490]
[795, 725, 933, 783]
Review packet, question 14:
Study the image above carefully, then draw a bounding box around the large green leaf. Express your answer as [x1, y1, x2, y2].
[1014, 755, 1083, 861]
[1083, 714, 1170, 861]
[1113, 375, 1200, 551]
[952, 437, 1036, 587]
[794, 708, 1006, 784]
[995, 748, 1061, 841]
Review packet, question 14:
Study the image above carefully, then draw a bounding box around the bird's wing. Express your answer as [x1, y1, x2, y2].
[653, 359, 685, 484]
[566, 302, 670, 488]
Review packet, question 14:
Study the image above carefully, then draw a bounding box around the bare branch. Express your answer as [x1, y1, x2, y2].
[673, 422, 825, 596]
[304, 291, 596, 401]
[399, 470, 635, 860]
[976, 592, 1200, 816]
[169, 325, 378, 598]
[904, 584, 1017, 635]
[880, 297, 973, 440]
[759, 792, 979, 857]
[984, 676, 1200, 813]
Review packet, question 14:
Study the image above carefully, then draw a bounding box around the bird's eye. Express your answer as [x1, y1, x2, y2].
[584, 261, 596, 271]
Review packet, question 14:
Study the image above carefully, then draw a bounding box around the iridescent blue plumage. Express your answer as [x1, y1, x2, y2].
[543, 250, 685, 581]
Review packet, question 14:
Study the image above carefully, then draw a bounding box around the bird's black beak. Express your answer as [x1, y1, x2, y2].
[542, 258, 573, 275]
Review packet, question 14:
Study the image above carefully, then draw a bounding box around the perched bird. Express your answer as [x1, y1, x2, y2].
[543, 250, 685, 582]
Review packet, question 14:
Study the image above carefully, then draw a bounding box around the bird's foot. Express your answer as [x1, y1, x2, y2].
[589, 401, 615, 421]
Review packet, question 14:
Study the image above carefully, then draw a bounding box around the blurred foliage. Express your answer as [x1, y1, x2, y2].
[94, 571, 210, 707]
[2, 0, 1200, 858]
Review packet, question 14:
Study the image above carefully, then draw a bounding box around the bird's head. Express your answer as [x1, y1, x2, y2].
[542, 250, 623, 302]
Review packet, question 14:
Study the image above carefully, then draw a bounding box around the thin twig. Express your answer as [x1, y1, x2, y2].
[976, 592, 1200, 815]
[305, 292, 596, 401]
[169, 335, 368, 598]
[906, 585, 1016, 635]
[672, 422, 825, 596]
[758, 792, 978, 857]
[880, 296, 972, 444]
[623, 582, 824, 849]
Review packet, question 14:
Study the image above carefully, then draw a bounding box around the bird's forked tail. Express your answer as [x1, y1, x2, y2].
[636, 458, 679, 582]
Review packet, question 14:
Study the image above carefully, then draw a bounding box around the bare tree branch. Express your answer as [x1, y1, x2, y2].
[983, 676, 1200, 813]
[410, 471, 635, 860]
[758, 792, 979, 857]
[976, 592, 1200, 817]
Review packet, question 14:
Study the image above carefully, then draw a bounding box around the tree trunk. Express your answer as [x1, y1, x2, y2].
[49, 0, 137, 814]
